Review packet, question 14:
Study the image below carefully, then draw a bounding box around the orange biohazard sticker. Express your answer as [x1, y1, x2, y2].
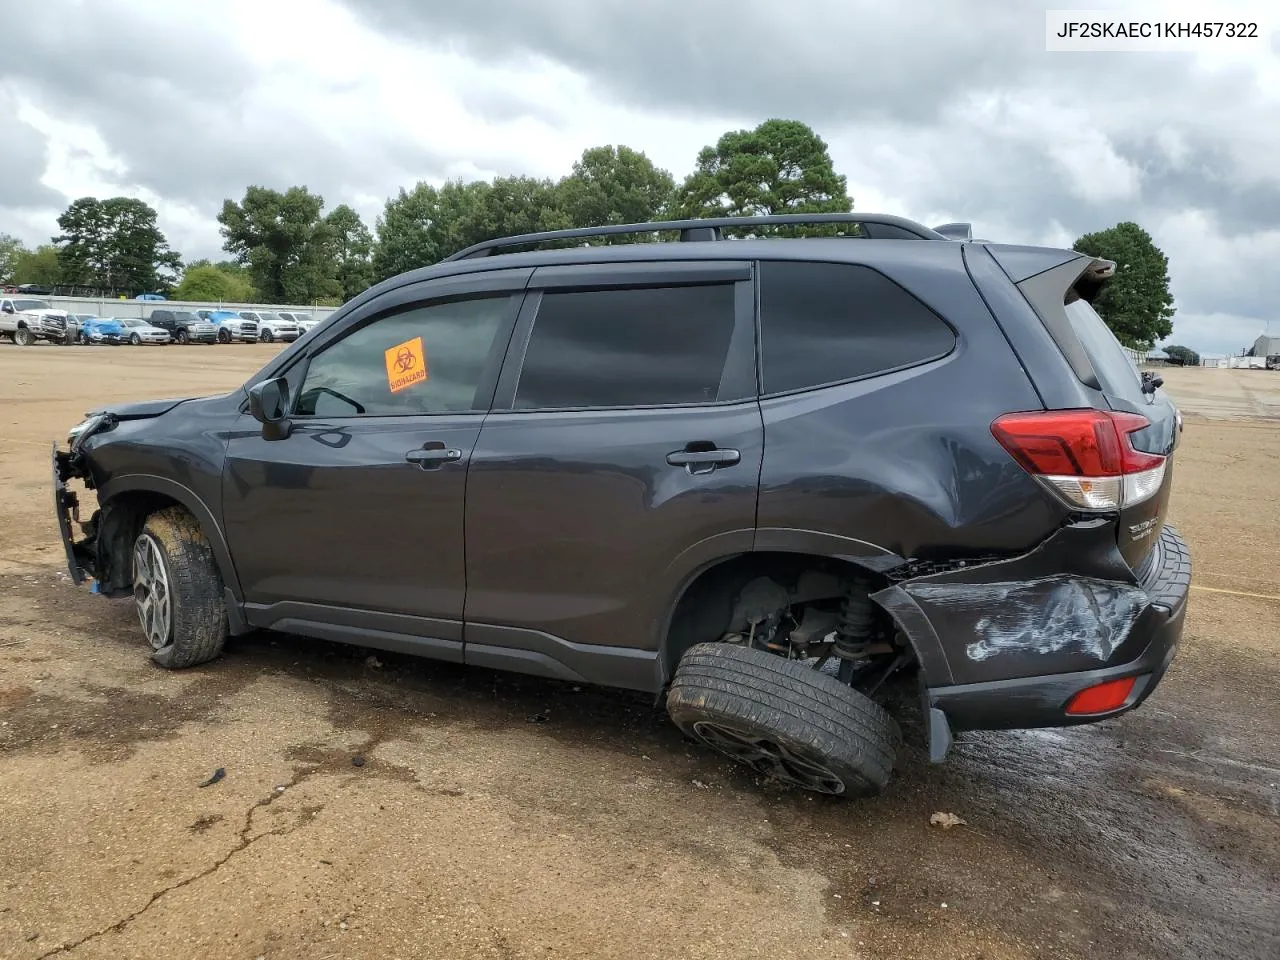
[384, 336, 428, 393]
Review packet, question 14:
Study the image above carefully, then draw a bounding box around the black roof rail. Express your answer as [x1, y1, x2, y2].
[443, 213, 955, 261]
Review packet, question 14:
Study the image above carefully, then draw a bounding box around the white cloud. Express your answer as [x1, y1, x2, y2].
[2, 0, 1279, 358]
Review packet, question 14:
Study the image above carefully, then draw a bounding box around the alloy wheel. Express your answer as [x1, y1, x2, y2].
[691, 720, 846, 794]
[132, 535, 172, 650]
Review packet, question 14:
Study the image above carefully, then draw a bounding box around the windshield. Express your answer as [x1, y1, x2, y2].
[118, 318, 144, 327]
[12, 299, 51, 311]
[258, 312, 284, 322]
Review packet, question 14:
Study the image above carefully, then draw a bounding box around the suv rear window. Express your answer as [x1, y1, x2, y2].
[758, 261, 956, 395]
[514, 285, 737, 409]
[1064, 299, 1147, 404]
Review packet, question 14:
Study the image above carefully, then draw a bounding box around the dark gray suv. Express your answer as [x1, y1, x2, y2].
[53, 214, 1189, 797]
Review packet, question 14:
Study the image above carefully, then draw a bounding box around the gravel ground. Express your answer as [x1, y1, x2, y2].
[1, 348, 1277, 960]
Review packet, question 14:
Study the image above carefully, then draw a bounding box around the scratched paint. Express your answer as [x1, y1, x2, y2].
[905, 576, 1149, 662]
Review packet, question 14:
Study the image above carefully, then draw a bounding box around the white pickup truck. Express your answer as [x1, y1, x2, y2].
[0, 297, 73, 345]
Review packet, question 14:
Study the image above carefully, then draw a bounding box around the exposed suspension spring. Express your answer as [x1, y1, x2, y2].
[833, 581, 876, 660]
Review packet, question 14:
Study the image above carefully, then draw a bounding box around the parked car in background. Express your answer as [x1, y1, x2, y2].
[207, 310, 259, 343]
[148, 309, 218, 344]
[238, 310, 300, 343]
[277, 311, 318, 333]
[0, 296, 72, 345]
[78, 317, 126, 345]
[136, 293, 167, 301]
[116, 317, 171, 345]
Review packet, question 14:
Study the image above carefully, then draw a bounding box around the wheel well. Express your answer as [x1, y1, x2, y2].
[660, 551, 896, 681]
[93, 491, 185, 594]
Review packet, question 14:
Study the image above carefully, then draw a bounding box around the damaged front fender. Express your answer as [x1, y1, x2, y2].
[871, 518, 1152, 687]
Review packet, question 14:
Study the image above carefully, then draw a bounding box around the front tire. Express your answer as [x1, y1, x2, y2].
[130, 333, 142, 345]
[14, 326, 32, 346]
[132, 507, 228, 669]
[175, 329, 189, 345]
[217, 328, 230, 344]
[260, 329, 274, 343]
[667, 642, 900, 798]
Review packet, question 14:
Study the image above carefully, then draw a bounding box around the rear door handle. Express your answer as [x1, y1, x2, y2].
[405, 445, 462, 468]
[666, 445, 740, 475]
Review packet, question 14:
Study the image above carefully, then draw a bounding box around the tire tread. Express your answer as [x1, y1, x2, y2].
[667, 642, 900, 796]
[140, 506, 227, 669]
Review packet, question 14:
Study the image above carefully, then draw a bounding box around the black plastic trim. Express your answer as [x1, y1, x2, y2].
[465, 622, 660, 692]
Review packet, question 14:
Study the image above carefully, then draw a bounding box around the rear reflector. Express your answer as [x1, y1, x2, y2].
[1065, 676, 1138, 715]
[991, 409, 1166, 511]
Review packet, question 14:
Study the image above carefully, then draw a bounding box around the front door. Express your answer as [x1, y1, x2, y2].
[463, 262, 762, 687]
[222, 272, 528, 655]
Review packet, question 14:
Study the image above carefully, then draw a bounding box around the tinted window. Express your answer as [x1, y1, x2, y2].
[293, 295, 512, 418]
[759, 261, 956, 395]
[514, 284, 736, 409]
[1064, 300, 1146, 403]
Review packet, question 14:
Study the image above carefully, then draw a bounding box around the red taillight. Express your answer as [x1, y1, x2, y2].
[991, 409, 1166, 510]
[1065, 676, 1137, 715]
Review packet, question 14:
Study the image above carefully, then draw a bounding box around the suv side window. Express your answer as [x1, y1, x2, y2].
[293, 294, 514, 418]
[513, 284, 737, 409]
[758, 260, 957, 395]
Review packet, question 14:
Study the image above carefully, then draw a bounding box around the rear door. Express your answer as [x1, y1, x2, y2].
[463, 261, 762, 677]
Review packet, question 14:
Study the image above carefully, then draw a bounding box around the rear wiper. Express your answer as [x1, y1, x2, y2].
[1140, 371, 1164, 401]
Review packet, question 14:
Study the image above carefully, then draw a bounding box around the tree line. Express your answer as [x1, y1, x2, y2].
[0, 118, 1177, 348]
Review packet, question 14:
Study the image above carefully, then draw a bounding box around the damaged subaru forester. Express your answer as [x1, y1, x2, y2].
[53, 214, 1190, 798]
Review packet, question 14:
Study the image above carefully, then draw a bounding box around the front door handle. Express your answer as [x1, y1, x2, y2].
[405, 444, 462, 468]
[666, 445, 740, 475]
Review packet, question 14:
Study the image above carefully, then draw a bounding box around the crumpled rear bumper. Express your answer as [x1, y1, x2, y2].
[871, 520, 1190, 759]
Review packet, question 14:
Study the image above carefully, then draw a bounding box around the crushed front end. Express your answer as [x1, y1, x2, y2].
[53, 412, 116, 590]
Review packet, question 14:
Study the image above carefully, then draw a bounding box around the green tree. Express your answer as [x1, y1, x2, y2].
[1073, 222, 1176, 348]
[53, 196, 182, 294]
[1162, 344, 1200, 367]
[671, 119, 853, 235]
[218, 186, 339, 303]
[372, 176, 570, 281]
[11, 244, 62, 286]
[0, 234, 25, 283]
[173, 263, 256, 303]
[557, 145, 675, 237]
[323, 204, 374, 301]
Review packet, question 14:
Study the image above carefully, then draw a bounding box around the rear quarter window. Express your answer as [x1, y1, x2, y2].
[758, 260, 957, 395]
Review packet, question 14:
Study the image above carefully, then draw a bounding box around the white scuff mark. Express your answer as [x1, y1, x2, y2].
[906, 576, 1147, 662]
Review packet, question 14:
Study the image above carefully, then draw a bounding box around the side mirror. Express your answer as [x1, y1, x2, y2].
[1141, 372, 1165, 394]
[247, 378, 292, 440]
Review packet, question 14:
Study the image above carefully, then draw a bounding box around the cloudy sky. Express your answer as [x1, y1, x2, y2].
[3, 0, 1278, 354]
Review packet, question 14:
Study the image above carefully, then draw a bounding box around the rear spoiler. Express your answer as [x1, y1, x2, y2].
[932, 222, 973, 241]
[1068, 257, 1116, 304]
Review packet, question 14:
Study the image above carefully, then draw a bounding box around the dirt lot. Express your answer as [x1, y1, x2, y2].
[1, 349, 1277, 960]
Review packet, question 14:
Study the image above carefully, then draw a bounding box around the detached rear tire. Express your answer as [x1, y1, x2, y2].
[132, 507, 228, 669]
[667, 642, 900, 797]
